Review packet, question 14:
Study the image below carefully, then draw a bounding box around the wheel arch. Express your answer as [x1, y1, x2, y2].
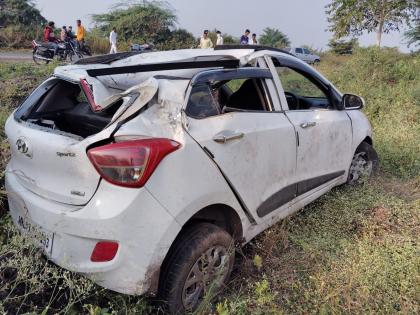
[362, 136, 373, 146]
[153, 203, 243, 296]
[182, 203, 243, 241]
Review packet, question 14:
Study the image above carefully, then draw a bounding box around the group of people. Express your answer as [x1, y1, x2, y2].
[42, 17, 119, 56]
[198, 29, 258, 49]
[43, 20, 86, 57]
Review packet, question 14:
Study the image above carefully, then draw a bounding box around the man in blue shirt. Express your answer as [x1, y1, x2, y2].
[240, 29, 250, 45]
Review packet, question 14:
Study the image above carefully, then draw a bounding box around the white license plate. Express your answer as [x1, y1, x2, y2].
[17, 215, 54, 254]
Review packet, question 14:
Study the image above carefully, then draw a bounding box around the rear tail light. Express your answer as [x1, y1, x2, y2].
[91, 241, 119, 262]
[87, 138, 181, 188]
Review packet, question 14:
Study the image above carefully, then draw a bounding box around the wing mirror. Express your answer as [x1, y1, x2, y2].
[342, 94, 365, 110]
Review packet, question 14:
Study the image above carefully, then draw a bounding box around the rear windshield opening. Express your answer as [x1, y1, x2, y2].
[22, 80, 122, 138]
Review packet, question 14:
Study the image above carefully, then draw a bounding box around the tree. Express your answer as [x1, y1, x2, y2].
[92, 1, 195, 49]
[259, 27, 290, 48]
[0, 0, 46, 27]
[326, 0, 418, 48]
[0, 0, 47, 47]
[404, 8, 419, 48]
[328, 38, 359, 54]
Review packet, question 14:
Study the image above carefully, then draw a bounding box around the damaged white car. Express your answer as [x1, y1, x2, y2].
[5, 45, 378, 314]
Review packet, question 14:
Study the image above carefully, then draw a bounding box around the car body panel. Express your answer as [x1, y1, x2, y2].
[186, 112, 297, 222]
[346, 109, 373, 153]
[286, 110, 352, 184]
[6, 164, 182, 295]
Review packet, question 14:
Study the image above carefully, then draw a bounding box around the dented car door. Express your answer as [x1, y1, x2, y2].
[185, 68, 297, 222]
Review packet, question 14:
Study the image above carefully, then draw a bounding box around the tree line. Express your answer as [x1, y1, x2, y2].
[0, 0, 418, 52]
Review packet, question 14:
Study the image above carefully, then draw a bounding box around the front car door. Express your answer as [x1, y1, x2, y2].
[267, 55, 352, 195]
[184, 67, 297, 221]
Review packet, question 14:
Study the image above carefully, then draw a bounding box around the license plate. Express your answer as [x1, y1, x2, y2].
[17, 215, 54, 254]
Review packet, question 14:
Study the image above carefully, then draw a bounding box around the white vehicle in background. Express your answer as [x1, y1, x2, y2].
[288, 47, 321, 64]
[5, 45, 377, 314]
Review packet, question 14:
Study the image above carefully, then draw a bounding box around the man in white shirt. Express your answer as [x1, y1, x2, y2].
[250, 33, 258, 45]
[198, 30, 213, 49]
[109, 27, 117, 54]
[216, 30, 224, 46]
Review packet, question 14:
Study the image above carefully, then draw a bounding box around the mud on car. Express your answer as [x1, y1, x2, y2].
[5, 45, 378, 314]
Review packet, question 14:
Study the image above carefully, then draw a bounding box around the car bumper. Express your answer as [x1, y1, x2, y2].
[5, 165, 181, 295]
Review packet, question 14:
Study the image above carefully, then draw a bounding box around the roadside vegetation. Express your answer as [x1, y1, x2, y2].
[0, 46, 418, 314]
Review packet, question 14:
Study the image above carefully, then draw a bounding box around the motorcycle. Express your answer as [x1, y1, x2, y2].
[78, 43, 93, 56]
[32, 40, 83, 65]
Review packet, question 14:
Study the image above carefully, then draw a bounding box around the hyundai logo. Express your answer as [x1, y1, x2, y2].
[16, 137, 32, 158]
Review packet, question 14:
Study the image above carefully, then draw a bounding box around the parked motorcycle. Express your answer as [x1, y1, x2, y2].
[32, 40, 83, 65]
[79, 43, 93, 56]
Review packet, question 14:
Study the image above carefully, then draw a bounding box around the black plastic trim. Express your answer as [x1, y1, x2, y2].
[86, 59, 240, 77]
[191, 67, 272, 86]
[214, 44, 294, 57]
[256, 170, 345, 217]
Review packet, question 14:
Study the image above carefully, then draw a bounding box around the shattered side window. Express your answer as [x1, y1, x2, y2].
[186, 85, 220, 119]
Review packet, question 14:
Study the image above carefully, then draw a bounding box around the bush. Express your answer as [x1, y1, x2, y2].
[328, 38, 359, 55]
[318, 47, 420, 177]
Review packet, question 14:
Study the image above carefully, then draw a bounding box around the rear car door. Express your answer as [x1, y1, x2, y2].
[269, 56, 352, 194]
[185, 68, 297, 221]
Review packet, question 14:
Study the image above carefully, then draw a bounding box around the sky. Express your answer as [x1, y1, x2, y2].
[33, 0, 411, 52]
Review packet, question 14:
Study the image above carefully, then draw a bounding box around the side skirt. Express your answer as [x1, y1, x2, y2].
[256, 171, 345, 218]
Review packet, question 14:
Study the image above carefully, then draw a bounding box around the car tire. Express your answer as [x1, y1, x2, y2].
[347, 142, 379, 185]
[159, 223, 235, 315]
[313, 59, 320, 65]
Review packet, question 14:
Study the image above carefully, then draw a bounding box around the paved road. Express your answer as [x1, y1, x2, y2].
[0, 51, 32, 62]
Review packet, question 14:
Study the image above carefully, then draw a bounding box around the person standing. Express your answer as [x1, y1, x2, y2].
[109, 27, 117, 54]
[198, 30, 213, 49]
[76, 19, 86, 51]
[251, 33, 258, 45]
[216, 30, 224, 46]
[240, 29, 250, 45]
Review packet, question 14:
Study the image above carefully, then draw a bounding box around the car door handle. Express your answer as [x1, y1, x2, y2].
[300, 121, 317, 129]
[213, 131, 244, 143]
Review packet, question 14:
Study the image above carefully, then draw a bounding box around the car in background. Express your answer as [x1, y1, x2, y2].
[288, 47, 321, 64]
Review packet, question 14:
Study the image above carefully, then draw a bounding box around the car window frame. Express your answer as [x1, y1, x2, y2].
[184, 67, 276, 120]
[265, 55, 342, 112]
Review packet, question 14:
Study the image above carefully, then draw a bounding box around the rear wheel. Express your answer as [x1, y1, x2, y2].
[32, 50, 50, 65]
[159, 223, 235, 315]
[68, 51, 83, 63]
[347, 142, 378, 185]
[82, 45, 92, 56]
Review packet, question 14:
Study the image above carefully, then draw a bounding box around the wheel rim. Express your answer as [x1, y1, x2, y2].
[182, 245, 229, 310]
[348, 152, 373, 184]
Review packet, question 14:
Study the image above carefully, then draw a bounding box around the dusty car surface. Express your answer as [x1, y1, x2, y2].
[5, 44, 378, 314]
